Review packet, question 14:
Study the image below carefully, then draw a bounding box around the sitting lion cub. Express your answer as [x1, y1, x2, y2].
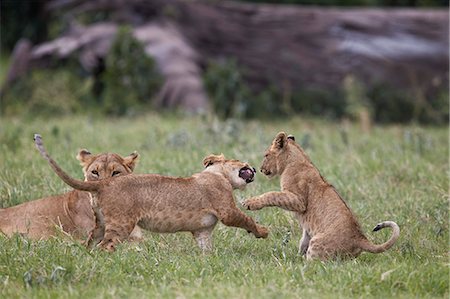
[0, 149, 141, 241]
[34, 134, 268, 252]
[244, 132, 399, 260]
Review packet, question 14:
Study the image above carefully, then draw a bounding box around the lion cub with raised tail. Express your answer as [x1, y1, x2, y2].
[34, 134, 268, 253]
[243, 132, 399, 260]
[0, 149, 141, 240]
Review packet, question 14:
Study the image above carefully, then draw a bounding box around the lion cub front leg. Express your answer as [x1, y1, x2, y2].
[243, 191, 306, 213]
[98, 217, 136, 252]
[219, 208, 268, 238]
[86, 206, 105, 248]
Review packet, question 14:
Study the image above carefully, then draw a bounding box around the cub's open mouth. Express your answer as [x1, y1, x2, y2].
[239, 167, 256, 183]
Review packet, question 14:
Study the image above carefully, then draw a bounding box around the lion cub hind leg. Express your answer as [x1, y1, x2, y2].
[306, 234, 360, 261]
[192, 228, 214, 253]
[305, 233, 331, 261]
[128, 225, 144, 242]
[298, 229, 311, 256]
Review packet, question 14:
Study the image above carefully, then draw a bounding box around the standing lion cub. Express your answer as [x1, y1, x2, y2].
[34, 134, 268, 252]
[0, 149, 141, 240]
[243, 132, 399, 260]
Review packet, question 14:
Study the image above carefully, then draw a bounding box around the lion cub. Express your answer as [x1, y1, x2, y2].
[34, 134, 268, 252]
[243, 132, 399, 260]
[0, 149, 141, 240]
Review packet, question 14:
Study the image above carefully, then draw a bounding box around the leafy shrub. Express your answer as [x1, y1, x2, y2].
[204, 59, 287, 119]
[367, 84, 415, 123]
[367, 83, 448, 125]
[100, 26, 162, 116]
[429, 90, 450, 124]
[291, 88, 347, 120]
[203, 59, 251, 119]
[1, 68, 89, 117]
[1, 26, 162, 118]
[246, 86, 288, 119]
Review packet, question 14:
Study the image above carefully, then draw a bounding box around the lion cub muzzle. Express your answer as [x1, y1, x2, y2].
[260, 168, 271, 176]
[239, 166, 256, 183]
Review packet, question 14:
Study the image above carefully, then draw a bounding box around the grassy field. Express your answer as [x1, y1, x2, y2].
[0, 114, 448, 298]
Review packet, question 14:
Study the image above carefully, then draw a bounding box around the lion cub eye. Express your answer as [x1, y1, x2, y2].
[112, 171, 121, 177]
[91, 170, 99, 176]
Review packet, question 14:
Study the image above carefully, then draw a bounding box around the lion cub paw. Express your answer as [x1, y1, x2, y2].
[98, 239, 117, 252]
[255, 225, 269, 238]
[243, 197, 263, 211]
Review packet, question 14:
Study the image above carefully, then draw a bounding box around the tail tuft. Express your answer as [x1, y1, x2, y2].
[373, 223, 383, 231]
[360, 221, 400, 254]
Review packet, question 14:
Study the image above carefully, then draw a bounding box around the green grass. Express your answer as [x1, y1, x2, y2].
[0, 114, 448, 298]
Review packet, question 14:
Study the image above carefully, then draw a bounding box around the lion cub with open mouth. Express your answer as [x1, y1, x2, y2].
[34, 134, 268, 252]
[244, 132, 399, 261]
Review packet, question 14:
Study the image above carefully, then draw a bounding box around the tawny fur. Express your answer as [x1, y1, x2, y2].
[243, 132, 400, 260]
[0, 149, 142, 241]
[34, 135, 268, 252]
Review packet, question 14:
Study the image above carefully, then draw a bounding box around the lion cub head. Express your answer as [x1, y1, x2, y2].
[77, 149, 139, 181]
[260, 132, 304, 178]
[202, 154, 256, 190]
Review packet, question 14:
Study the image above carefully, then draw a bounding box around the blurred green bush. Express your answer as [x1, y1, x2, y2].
[100, 26, 162, 116]
[0, 68, 86, 117]
[203, 59, 288, 119]
[290, 89, 347, 119]
[203, 59, 251, 119]
[368, 83, 449, 124]
[1, 26, 162, 117]
[203, 58, 448, 124]
[203, 59, 347, 120]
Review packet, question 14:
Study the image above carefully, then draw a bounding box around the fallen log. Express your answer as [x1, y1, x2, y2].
[3, 0, 448, 112]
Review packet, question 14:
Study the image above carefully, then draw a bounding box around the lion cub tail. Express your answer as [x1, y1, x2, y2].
[34, 134, 100, 192]
[359, 221, 400, 254]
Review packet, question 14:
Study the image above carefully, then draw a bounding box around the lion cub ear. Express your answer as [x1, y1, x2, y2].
[123, 151, 139, 171]
[273, 132, 287, 149]
[203, 154, 225, 168]
[76, 149, 93, 166]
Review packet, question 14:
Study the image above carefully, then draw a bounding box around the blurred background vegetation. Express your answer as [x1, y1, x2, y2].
[0, 0, 448, 124]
